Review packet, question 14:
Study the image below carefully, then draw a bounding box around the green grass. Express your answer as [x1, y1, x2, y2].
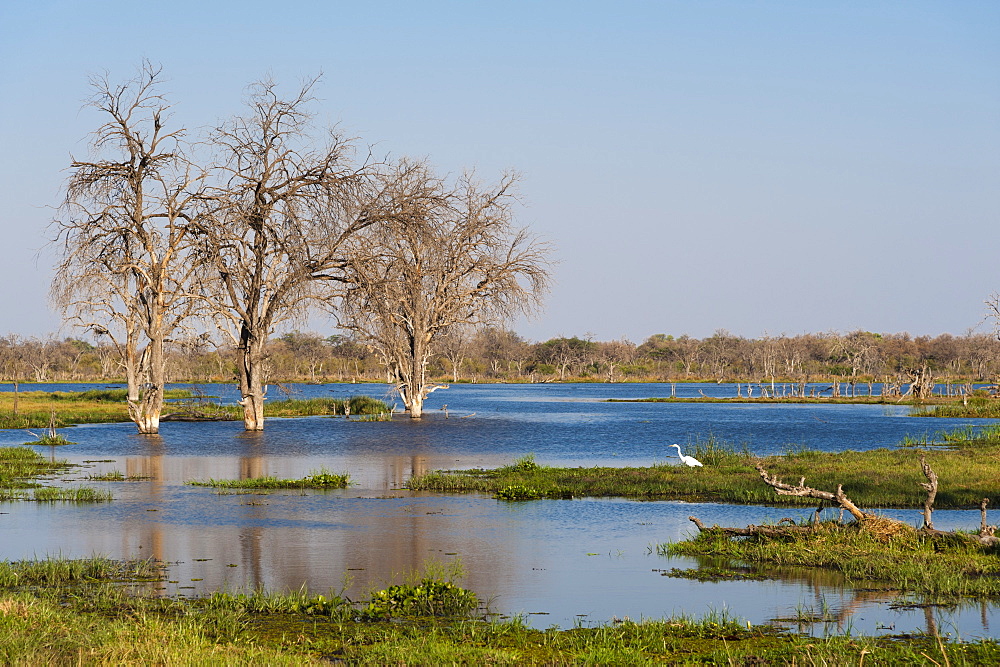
[0, 445, 110, 503]
[914, 392, 1000, 418]
[264, 395, 391, 418]
[0, 390, 391, 428]
[662, 518, 1000, 600]
[2, 556, 999, 665]
[408, 429, 1000, 509]
[0, 446, 72, 488]
[188, 467, 351, 490]
[3, 556, 1000, 664]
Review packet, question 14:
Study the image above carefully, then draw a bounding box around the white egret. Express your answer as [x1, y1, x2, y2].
[670, 443, 703, 467]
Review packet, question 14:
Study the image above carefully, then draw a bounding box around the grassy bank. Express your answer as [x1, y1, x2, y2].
[408, 427, 1000, 509]
[0, 390, 391, 429]
[0, 389, 195, 428]
[913, 392, 1000, 418]
[3, 556, 1000, 664]
[663, 519, 1000, 599]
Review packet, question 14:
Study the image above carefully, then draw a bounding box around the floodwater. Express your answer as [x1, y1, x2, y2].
[1, 382, 999, 636]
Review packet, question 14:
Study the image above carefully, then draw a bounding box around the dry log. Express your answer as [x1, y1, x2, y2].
[687, 515, 816, 537]
[754, 464, 868, 521]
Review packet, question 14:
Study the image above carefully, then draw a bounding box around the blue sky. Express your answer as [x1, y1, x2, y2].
[1, 1, 997, 343]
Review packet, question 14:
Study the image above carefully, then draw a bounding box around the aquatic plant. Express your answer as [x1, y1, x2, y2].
[31, 486, 113, 502]
[494, 484, 546, 501]
[358, 579, 479, 621]
[188, 469, 351, 490]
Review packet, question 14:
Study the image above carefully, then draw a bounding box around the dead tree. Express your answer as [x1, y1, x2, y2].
[195, 77, 381, 431]
[333, 166, 551, 417]
[754, 464, 869, 521]
[51, 62, 204, 434]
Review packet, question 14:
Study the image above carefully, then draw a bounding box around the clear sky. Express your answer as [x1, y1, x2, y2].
[1, 1, 997, 344]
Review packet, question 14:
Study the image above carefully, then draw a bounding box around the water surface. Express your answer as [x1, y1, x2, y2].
[1, 382, 997, 636]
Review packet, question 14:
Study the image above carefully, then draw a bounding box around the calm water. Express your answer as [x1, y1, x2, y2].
[1, 382, 998, 636]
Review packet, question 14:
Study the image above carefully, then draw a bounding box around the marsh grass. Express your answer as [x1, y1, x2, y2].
[188, 467, 351, 490]
[265, 395, 391, 418]
[0, 446, 71, 489]
[662, 520, 1000, 599]
[0, 389, 195, 428]
[1, 556, 999, 664]
[410, 428, 1000, 509]
[915, 392, 1000, 418]
[0, 390, 390, 427]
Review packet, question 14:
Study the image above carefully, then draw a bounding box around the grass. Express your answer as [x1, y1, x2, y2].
[264, 395, 391, 418]
[0, 445, 109, 503]
[0, 389, 195, 429]
[1, 556, 999, 664]
[188, 467, 351, 490]
[0, 446, 71, 486]
[913, 391, 1000, 418]
[0, 390, 392, 428]
[662, 517, 1000, 601]
[408, 428, 1000, 509]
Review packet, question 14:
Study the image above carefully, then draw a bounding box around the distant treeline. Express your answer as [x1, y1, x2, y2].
[2, 328, 998, 386]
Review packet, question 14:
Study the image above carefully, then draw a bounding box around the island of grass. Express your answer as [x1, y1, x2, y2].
[2, 555, 999, 664]
[0, 446, 111, 502]
[188, 468, 351, 490]
[407, 425, 1000, 509]
[662, 516, 1000, 599]
[0, 389, 391, 429]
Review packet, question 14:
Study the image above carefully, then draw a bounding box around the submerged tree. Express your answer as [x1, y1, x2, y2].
[333, 166, 550, 417]
[51, 63, 204, 434]
[194, 78, 384, 431]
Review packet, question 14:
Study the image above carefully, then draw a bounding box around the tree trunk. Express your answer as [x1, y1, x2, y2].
[127, 337, 164, 435]
[238, 333, 266, 431]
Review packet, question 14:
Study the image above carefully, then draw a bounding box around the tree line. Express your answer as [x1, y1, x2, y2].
[4, 328, 1000, 389]
[49, 63, 549, 433]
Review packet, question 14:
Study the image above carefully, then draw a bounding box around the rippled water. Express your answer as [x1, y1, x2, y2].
[1, 382, 998, 635]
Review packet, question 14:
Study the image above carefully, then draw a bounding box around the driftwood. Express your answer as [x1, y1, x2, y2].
[753, 464, 868, 521]
[687, 460, 999, 546]
[687, 515, 816, 537]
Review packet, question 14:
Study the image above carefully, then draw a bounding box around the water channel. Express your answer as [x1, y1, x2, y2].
[2, 382, 999, 637]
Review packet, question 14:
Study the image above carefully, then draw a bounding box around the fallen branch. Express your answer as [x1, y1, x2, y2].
[688, 515, 818, 537]
[754, 464, 868, 521]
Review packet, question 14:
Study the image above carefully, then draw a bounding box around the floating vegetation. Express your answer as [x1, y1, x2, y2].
[188, 467, 351, 490]
[0, 446, 72, 489]
[29, 486, 112, 503]
[85, 470, 150, 481]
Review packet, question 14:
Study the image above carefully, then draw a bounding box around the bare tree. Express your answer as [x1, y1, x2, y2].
[334, 166, 550, 417]
[194, 78, 381, 430]
[51, 63, 204, 434]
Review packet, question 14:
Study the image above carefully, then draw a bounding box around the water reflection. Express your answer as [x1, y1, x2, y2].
[2, 382, 1000, 635]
